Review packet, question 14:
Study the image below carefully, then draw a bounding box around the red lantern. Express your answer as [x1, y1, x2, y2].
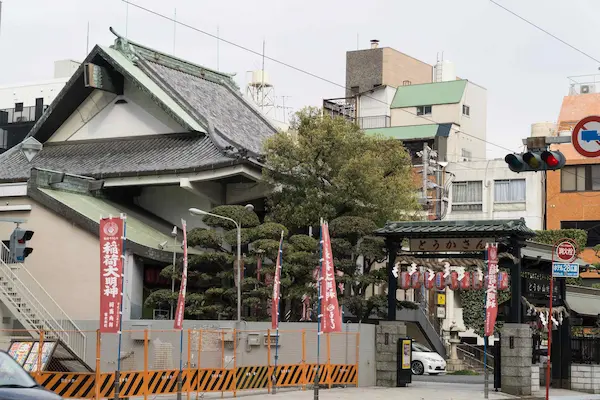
[411, 272, 422, 289]
[435, 272, 446, 290]
[498, 271, 509, 291]
[400, 272, 411, 290]
[473, 271, 484, 290]
[424, 271, 435, 289]
[447, 271, 459, 291]
[459, 272, 472, 290]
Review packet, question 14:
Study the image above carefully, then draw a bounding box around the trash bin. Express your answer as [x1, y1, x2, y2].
[396, 338, 412, 387]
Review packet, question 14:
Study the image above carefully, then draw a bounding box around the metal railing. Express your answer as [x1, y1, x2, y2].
[0, 106, 46, 125]
[0, 242, 86, 359]
[358, 115, 391, 129]
[457, 345, 494, 371]
[572, 337, 600, 364]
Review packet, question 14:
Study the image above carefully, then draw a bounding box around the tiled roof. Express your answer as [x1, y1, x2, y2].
[375, 218, 536, 238]
[0, 133, 239, 182]
[391, 80, 467, 108]
[364, 124, 452, 141]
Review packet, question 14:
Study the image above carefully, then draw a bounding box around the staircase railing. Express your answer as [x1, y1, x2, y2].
[0, 242, 86, 359]
[457, 344, 494, 372]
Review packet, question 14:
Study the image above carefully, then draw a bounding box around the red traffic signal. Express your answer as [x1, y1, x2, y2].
[504, 150, 566, 172]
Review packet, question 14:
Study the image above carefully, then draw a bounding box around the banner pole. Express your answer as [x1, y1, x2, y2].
[114, 214, 127, 400]
[314, 220, 323, 400]
[273, 231, 284, 395]
[483, 244, 489, 400]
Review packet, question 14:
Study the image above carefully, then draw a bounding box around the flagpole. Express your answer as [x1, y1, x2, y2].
[314, 219, 324, 400]
[273, 231, 284, 395]
[483, 244, 489, 400]
[114, 214, 127, 400]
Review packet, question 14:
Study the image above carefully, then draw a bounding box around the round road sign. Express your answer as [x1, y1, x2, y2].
[572, 116, 600, 157]
[555, 241, 576, 263]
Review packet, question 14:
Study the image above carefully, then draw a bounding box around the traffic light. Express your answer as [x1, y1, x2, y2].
[504, 150, 566, 173]
[9, 228, 34, 262]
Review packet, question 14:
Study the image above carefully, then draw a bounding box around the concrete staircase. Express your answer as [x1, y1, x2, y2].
[0, 241, 86, 362]
[397, 306, 446, 357]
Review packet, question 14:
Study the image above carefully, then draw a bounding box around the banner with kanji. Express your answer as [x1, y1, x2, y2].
[271, 232, 284, 329]
[174, 220, 188, 330]
[100, 216, 125, 334]
[320, 222, 342, 333]
[484, 243, 499, 337]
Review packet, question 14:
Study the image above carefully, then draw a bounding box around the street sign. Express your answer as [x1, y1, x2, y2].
[555, 240, 577, 263]
[572, 116, 600, 157]
[552, 263, 579, 278]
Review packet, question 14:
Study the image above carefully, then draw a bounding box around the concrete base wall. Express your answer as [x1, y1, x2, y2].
[531, 364, 540, 393]
[571, 364, 600, 393]
[375, 321, 407, 387]
[500, 323, 532, 396]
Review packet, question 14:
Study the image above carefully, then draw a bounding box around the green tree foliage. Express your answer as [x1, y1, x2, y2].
[262, 107, 420, 229]
[534, 229, 587, 254]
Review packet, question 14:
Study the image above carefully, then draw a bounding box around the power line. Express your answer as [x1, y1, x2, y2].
[489, 0, 600, 65]
[121, 0, 520, 154]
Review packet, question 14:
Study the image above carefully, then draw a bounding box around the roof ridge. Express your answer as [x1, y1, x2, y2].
[109, 27, 236, 86]
[43, 132, 204, 146]
[396, 79, 467, 89]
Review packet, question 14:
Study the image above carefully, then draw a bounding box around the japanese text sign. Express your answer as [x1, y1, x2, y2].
[99, 217, 125, 334]
[410, 238, 494, 252]
[320, 222, 342, 333]
[174, 220, 188, 330]
[484, 243, 499, 337]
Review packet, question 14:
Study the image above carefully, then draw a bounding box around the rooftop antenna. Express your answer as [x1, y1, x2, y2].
[217, 26, 220, 71]
[277, 96, 293, 123]
[172, 8, 176, 55]
[86, 21, 90, 55]
[261, 40, 266, 109]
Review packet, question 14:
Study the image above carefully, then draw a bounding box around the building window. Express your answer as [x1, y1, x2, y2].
[561, 220, 600, 247]
[561, 165, 600, 192]
[351, 86, 359, 95]
[0, 130, 6, 149]
[462, 105, 470, 116]
[461, 148, 472, 161]
[451, 181, 483, 211]
[494, 179, 526, 203]
[14, 103, 23, 112]
[416, 105, 432, 116]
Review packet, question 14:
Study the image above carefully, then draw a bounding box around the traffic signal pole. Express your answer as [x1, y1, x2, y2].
[505, 136, 570, 173]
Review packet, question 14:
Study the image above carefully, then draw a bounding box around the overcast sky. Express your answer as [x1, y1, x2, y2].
[0, 0, 598, 159]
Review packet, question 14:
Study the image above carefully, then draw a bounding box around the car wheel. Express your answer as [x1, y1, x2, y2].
[411, 360, 424, 375]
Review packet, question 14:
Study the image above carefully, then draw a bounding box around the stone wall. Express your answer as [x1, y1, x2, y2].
[375, 321, 407, 387]
[531, 364, 540, 393]
[500, 323, 532, 396]
[571, 364, 600, 393]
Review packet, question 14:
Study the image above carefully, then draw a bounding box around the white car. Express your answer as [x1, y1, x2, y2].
[411, 342, 447, 375]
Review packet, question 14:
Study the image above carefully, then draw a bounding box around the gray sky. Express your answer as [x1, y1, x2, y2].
[1, 0, 598, 159]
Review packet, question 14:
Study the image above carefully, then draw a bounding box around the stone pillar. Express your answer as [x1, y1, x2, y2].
[501, 323, 532, 396]
[375, 321, 407, 387]
[446, 330, 464, 372]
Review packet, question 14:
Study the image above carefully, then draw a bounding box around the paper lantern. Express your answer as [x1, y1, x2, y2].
[447, 271, 459, 291]
[498, 271, 509, 291]
[473, 272, 484, 290]
[410, 271, 422, 289]
[459, 272, 472, 290]
[424, 271, 435, 290]
[435, 272, 446, 290]
[399, 272, 411, 290]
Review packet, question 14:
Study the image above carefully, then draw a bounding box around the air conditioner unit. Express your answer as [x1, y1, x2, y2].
[581, 84, 595, 94]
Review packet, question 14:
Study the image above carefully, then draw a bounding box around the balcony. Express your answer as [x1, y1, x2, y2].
[323, 97, 356, 121]
[0, 105, 48, 125]
[357, 115, 391, 129]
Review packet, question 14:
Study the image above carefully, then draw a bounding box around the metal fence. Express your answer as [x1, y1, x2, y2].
[3, 328, 359, 399]
[572, 337, 600, 364]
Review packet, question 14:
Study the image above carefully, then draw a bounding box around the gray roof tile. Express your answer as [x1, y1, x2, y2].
[375, 218, 536, 238]
[0, 133, 239, 182]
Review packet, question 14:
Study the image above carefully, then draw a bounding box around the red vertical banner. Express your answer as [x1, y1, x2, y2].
[484, 243, 499, 337]
[271, 233, 284, 330]
[174, 220, 188, 330]
[100, 217, 125, 334]
[320, 222, 342, 333]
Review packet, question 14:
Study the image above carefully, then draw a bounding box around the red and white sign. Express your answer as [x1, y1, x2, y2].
[174, 220, 188, 330]
[484, 243, 499, 337]
[555, 240, 577, 263]
[100, 217, 125, 334]
[271, 234, 284, 330]
[572, 116, 600, 158]
[320, 223, 342, 333]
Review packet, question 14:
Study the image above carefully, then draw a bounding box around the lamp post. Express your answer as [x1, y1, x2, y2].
[189, 205, 254, 323]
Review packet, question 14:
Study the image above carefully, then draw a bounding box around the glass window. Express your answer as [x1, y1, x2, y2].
[561, 220, 600, 247]
[452, 181, 483, 211]
[592, 165, 600, 191]
[462, 105, 470, 116]
[494, 179, 526, 203]
[561, 166, 586, 192]
[417, 105, 432, 116]
[412, 343, 433, 352]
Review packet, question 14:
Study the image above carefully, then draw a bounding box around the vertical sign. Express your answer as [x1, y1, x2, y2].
[100, 217, 124, 334]
[320, 222, 342, 333]
[271, 233, 284, 329]
[174, 220, 188, 330]
[484, 243, 499, 337]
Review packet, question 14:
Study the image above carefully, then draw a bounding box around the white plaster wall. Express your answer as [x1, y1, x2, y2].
[48, 79, 183, 142]
[444, 159, 544, 230]
[123, 253, 144, 320]
[358, 86, 395, 118]
[459, 82, 487, 161]
[391, 103, 460, 127]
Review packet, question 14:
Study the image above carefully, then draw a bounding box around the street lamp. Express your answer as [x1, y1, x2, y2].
[189, 204, 254, 323]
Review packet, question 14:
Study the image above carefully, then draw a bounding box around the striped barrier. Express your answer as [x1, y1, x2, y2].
[31, 363, 357, 398]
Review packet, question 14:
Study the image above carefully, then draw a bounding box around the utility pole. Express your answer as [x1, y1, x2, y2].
[417, 143, 440, 219]
[421, 143, 430, 201]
